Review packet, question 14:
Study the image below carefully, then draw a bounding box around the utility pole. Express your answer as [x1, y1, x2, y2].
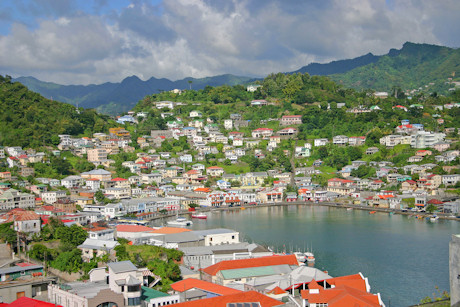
[15, 215, 20, 258]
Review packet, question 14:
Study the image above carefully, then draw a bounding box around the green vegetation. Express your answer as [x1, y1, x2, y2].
[29, 218, 89, 274]
[114, 243, 183, 292]
[332, 42, 460, 95]
[0, 222, 17, 245]
[0, 75, 115, 148]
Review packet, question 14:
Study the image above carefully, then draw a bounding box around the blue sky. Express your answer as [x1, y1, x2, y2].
[0, 0, 459, 85]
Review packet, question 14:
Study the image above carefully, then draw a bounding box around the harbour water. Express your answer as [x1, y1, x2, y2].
[190, 205, 460, 306]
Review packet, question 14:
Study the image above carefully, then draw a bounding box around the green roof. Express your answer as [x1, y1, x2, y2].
[141, 286, 170, 301]
[220, 266, 276, 279]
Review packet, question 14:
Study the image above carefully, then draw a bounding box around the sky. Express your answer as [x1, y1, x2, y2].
[0, 0, 459, 85]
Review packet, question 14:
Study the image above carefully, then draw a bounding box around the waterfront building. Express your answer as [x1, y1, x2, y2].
[300, 273, 385, 307]
[201, 254, 298, 284]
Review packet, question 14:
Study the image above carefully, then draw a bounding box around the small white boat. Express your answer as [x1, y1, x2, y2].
[167, 217, 193, 226]
[294, 252, 307, 263]
[304, 252, 315, 262]
[347, 207, 353, 211]
[191, 212, 207, 219]
[430, 215, 439, 222]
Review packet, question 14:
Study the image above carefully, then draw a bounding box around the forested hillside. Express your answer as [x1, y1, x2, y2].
[0, 75, 114, 148]
[331, 42, 460, 94]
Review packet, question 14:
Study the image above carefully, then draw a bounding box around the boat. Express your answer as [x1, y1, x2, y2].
[369, 211, 376, 214]
[294, 252, 307, 263]
[167, 217, 193, 226]
[347, 207, 353, 211]
[241, 207, 246, 210]
[191, 212, 207, 219]
[304, 252, 315, 262]
[430, 215, 439, 222]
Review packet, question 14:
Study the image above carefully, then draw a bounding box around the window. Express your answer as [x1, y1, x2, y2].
[127, 297, 141, 306]
[127, 285, 140, 292]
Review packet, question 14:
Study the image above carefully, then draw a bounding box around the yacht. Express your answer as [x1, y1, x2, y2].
[167, 217, 193, 226]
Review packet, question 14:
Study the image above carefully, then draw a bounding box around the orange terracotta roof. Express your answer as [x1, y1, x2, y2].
[150, 227, 192, 234]
[202, 254, 298, 276]
[307, 279, 322, 290]
[194, 188, 212, 192]
[3, 210, 40, 222]
[116, 224, 155, 232]
[302, 285, 380, 307]
[268, 286, 287, 295]
[168, 290, 283, 307]
[86, 226, 109, 232]
[171, 278, 241, 295]
[301, 274, 381, 307]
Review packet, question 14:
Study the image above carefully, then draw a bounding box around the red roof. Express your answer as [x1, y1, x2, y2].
[202, 254, 298, 276]
[301, 274, 380, 307]
[7, 297, 62, 307]
[171, 278, 241, 295]
[168, 290, 282, 307]
[112, 177, 128, 181]
[207, 166, 223, 170]
[116, 224, 155, 232]
[427, 199, 443, 205]
[16, 262, 35, 267]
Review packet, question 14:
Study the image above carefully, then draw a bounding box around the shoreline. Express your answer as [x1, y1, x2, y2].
[148, 201, 460, 224]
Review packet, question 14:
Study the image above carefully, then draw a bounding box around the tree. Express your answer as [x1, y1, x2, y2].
[426, 204, 437, 213]
[51, 249, 83, 273]
[0, 222, 17, 244]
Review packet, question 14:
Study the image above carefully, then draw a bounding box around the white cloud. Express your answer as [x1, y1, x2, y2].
[0, 0, 458, 84]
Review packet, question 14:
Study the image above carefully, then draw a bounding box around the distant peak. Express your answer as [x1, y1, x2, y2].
[123, 75, 141, 81]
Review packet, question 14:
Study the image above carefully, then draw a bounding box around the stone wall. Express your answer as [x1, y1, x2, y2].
[19, 255, 81, 282]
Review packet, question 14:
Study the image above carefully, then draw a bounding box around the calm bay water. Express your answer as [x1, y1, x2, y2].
[190, 205, 460, 307]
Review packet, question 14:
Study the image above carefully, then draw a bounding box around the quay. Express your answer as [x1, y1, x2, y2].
[144, 201, 460, 223]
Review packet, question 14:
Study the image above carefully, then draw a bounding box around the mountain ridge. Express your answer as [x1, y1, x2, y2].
[13, 41, 459, 115]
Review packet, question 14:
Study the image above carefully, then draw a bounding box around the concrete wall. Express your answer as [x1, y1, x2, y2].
[450, 234, 460, 307]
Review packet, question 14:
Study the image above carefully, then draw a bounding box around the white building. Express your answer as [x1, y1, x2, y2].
[410, 131, 446, 149]
[193, 229, 240, 246]
[314, 138, 329, 147]
[224, 119, 233, 130]
[40, 190, 67, 204]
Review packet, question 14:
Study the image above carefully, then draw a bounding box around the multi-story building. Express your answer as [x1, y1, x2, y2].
[332, 135, 349, 146]
[48, 261, 147, 307]
[87, 148, 108, 162]
[0, 189, 35, 210]
[410, 131, 446, 149]
[40, 190, 67, 204]
[280, 115, 302, 126]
